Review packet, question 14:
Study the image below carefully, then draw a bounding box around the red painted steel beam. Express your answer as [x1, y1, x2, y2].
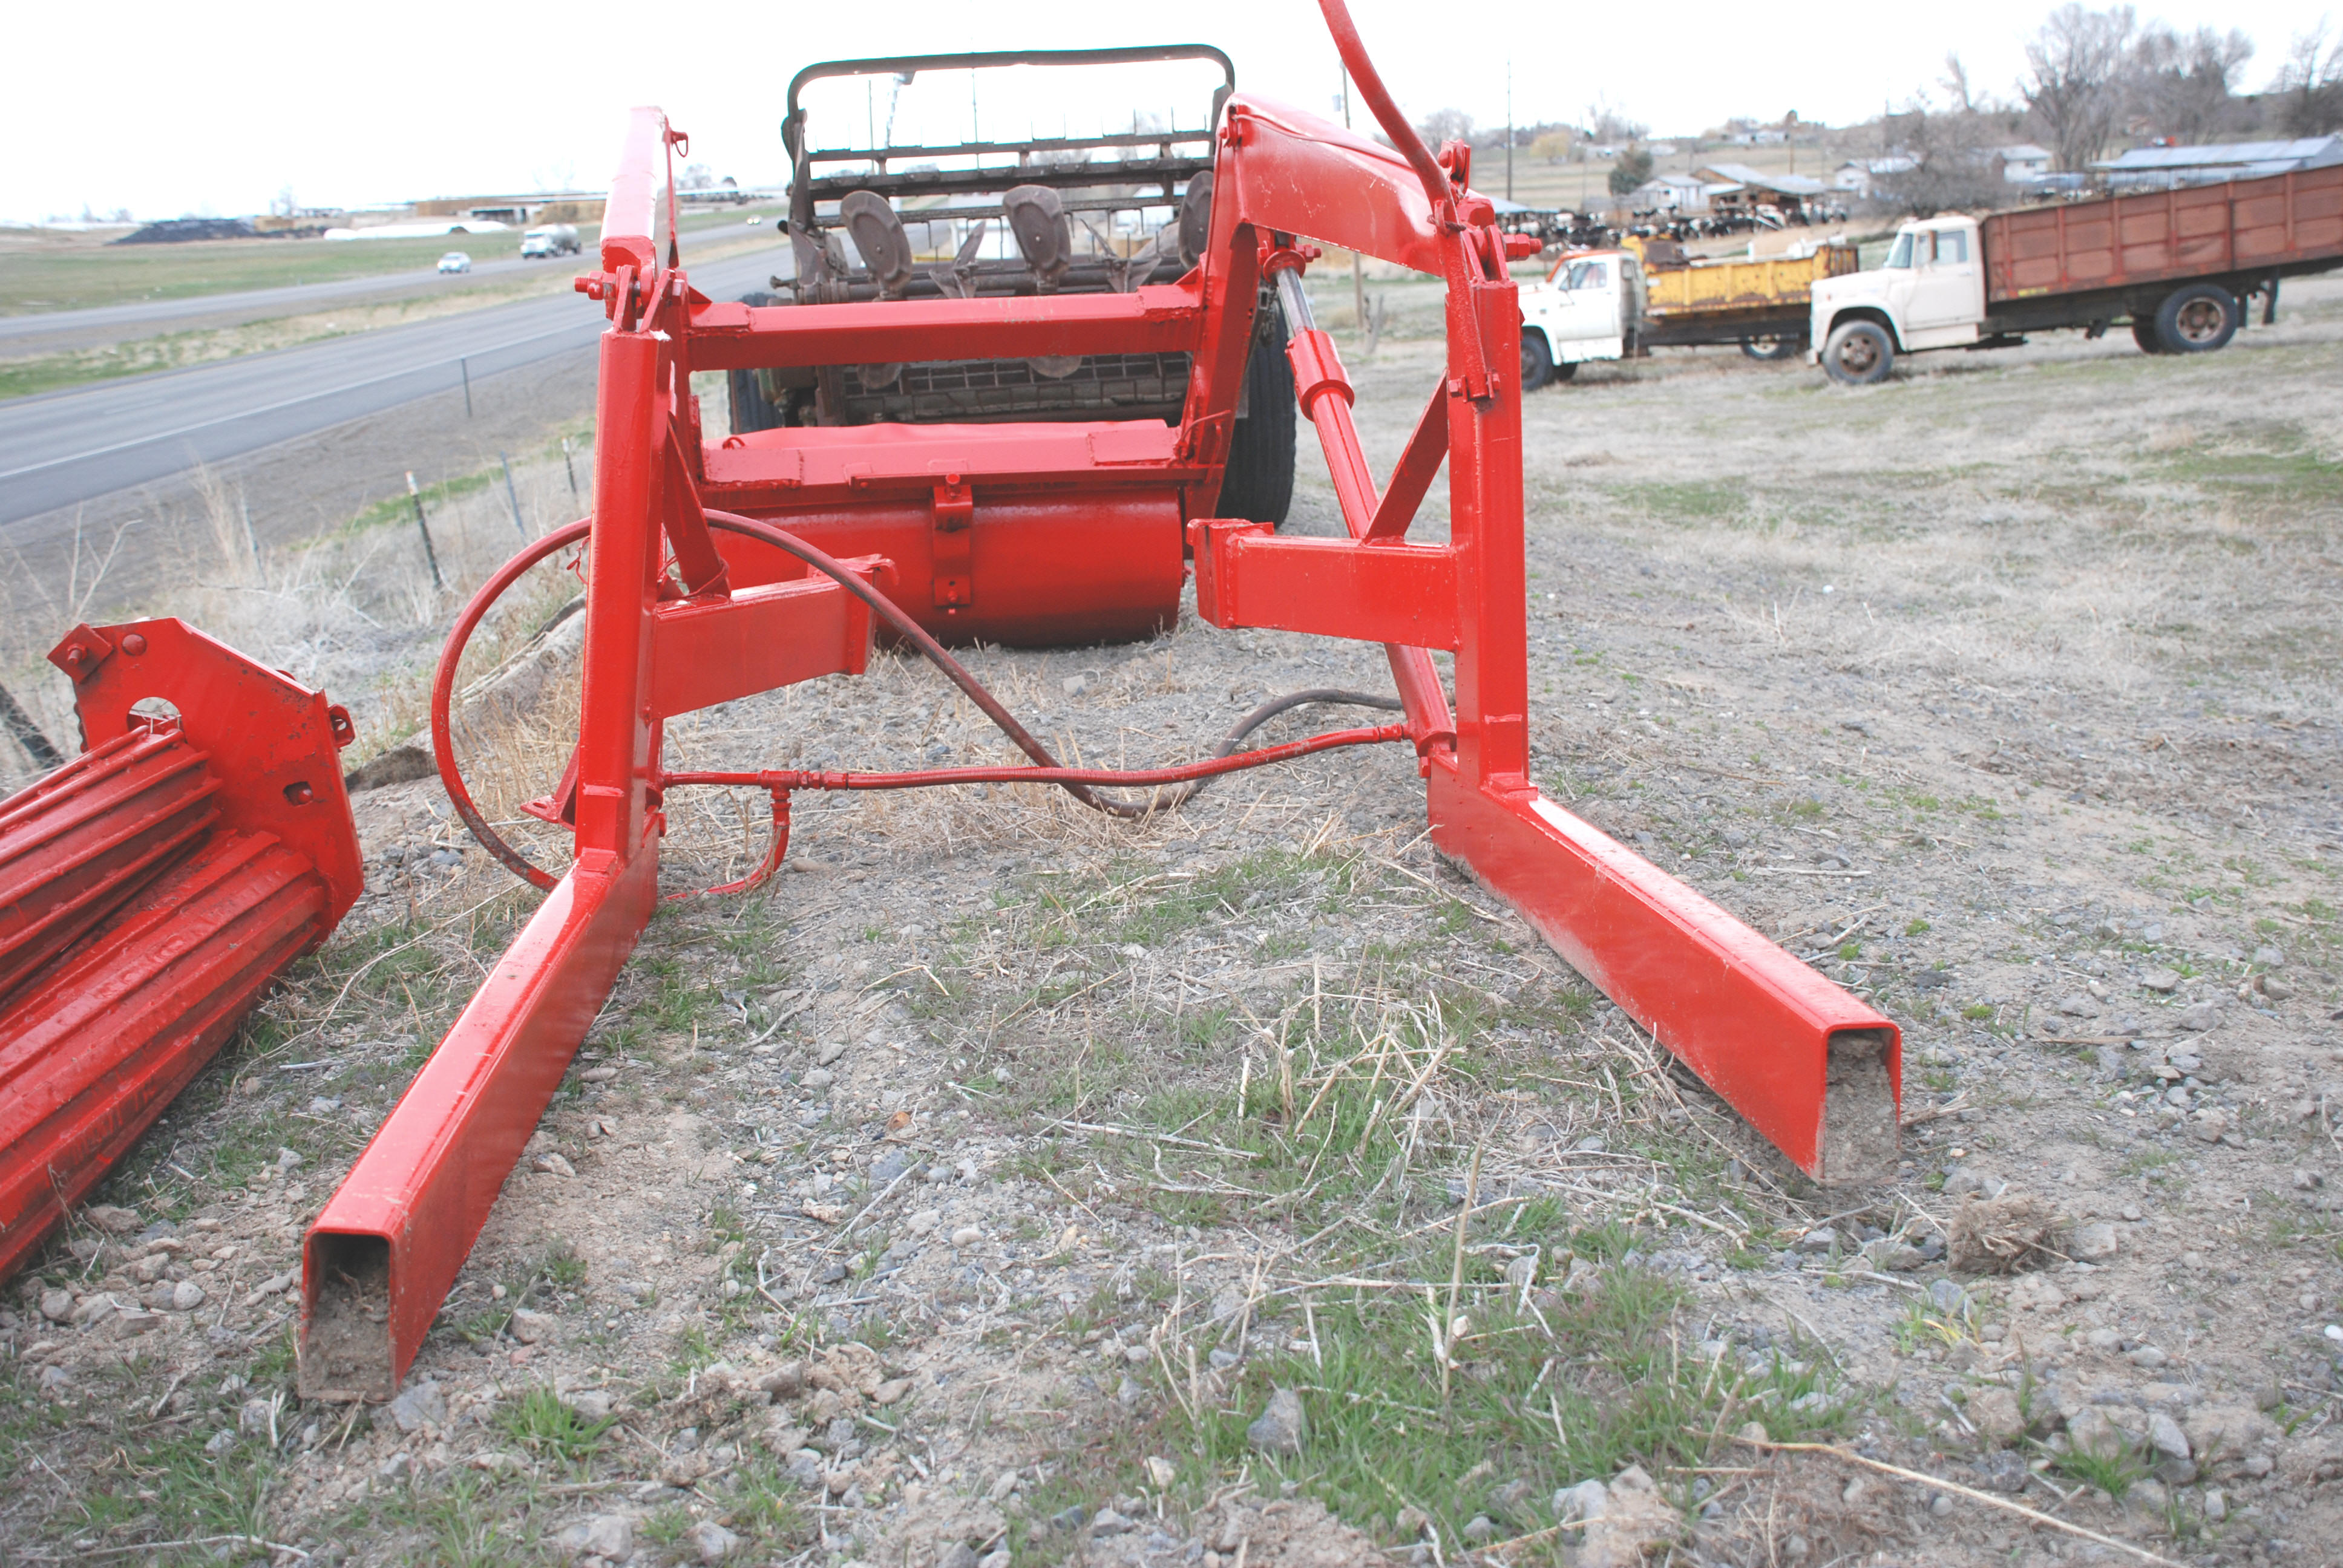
[1188, 520, 1461, 650]
[1428, 770, 1899, 1182]
[647, 561, 880, 720]
[684, 287, 1204, 371]
[1218, 6, 1901, 1182]
[298, 848, 660, 1399]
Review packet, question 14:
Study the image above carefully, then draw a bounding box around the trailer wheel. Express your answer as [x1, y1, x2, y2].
[2154, 284, 2240, 354]
[1821, 320, 1893, 385]
[2129, 318, 2168, 354]
[1520, 330, 1554, 391]
[1217, 299, 1296, 528]
[1740, 333, 1801, 361]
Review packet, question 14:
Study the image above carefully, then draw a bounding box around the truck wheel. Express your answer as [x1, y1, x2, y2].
[1217, 298, 1296, 528]
[2130, 318, 2168, 354]
[1520, 330, 1554, 392]
[2154, 284, 2239, 354]
[1740, 333, 1800, 361]
[1821, 320, 1894, 385]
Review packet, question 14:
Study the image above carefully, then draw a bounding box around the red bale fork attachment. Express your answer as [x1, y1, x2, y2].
[1, 621, 363, 1282]
[296, 0, 1899, 1401]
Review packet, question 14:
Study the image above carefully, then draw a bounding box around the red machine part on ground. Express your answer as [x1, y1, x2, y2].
[0, 618, 362, 1285]
[298, 0, 1899, 1402]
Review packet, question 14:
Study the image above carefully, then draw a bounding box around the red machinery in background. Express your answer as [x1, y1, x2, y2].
[0, 620, 362, 1283]
[298, 1, 1899, 1401]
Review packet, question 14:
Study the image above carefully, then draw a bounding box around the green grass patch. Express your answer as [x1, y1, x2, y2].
[1158, 1263, 1859, 1552]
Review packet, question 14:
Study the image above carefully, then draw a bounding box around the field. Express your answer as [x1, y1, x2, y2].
[0, 207, 782, 316]
[1, 269, 2339, 1567]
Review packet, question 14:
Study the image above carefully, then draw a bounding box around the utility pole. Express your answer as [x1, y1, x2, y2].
[1506, 60, 1514, 202]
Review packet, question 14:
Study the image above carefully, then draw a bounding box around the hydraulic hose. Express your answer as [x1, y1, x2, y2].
[433, 514, 1412, 889]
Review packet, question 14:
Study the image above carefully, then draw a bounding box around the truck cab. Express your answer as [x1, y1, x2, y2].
[1516, 249, 1644, 388]
[1809, 215, 1985, 384]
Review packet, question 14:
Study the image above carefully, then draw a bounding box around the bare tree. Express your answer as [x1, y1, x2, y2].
[1942, 53, 1978, 114]
[2272, 20, 2343, 136]
[1415, 108, 1475, 149]
[1878, 102, 2024, 215]
[2023, 4, 2138, 171]
[1584, 99, 1649, 145]
[2130, 24, 2256, 143]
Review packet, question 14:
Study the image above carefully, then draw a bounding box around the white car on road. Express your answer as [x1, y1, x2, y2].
[436, 252, 472, 275]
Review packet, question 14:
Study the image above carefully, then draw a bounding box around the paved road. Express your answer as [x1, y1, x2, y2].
[0, 256, 556, 354]
[0, 244, 791, 532]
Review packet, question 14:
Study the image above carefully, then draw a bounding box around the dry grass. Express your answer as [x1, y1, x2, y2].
[0, 434, 595, 795]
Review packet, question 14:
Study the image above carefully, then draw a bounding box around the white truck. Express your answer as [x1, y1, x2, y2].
[1516, 240, 1859, 388]
[1515, 250, 1642, 388]
[1808, 166, 2343, 384]
[520, 224, 582, 259]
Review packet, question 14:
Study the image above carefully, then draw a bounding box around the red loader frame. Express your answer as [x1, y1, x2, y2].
[297, 1, 1898, 1400]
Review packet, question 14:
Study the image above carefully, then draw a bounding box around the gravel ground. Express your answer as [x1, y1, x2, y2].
[2, 267, 2339, 1568]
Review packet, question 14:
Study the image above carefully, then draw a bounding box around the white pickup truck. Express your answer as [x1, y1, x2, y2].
[1515, 250, 1643, 388]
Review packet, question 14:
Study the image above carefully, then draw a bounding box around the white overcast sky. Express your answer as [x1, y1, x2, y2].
[3, 0, 2325, 223]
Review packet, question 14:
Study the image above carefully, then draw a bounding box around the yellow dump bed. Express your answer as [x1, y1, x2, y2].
[1639, 242, 1858, 319]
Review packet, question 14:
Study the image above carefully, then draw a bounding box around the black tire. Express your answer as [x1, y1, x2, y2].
[1740, 333, 1801, 361]
[1218, 297, 1296, 527]
[2130, 318, 2168, 354]
[1821, 319, 1894, 385]
[1551, 360, 1578, 383]
[727, 292, 788, 434]
[1520, 328, 1554, 391]
[2153, 283, 2239, 354]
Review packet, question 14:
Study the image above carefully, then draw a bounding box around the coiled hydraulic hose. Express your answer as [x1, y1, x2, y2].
[432, 511, 1411, 891]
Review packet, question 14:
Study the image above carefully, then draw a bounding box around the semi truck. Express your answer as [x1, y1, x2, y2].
[1810, 163, 2343, 384]
[520, 223, 582, 258]
[1516, 239, 1857, 388]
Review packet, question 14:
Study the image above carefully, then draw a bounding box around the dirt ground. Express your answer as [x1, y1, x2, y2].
[2, 268, 2339, 1568]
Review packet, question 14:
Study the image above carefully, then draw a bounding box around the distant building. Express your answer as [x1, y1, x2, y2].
[414, 192, 609, 224]
[1626, 174, 1710, 214]
[1826, 157, 1915, 198]
[1994, 145, 2053, 183]
[2093, 136, 2343, 191]
[1696, 162, 1826, 218]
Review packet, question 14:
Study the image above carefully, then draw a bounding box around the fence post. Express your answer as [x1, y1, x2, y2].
[500, 451, 528, 538]
[406, 471, 445, 592]
[461, 358, 473, 418]
[562, 437, 579, 500]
